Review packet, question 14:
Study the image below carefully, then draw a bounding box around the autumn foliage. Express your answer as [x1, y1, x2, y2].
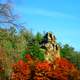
[11, 60, 31, 80]
[11, 51, 80, 80]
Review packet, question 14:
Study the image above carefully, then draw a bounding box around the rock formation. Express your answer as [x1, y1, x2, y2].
[40, 32, 60, 62]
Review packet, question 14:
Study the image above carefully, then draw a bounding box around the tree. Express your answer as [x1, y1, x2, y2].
[61, 44, 74, 58]
[61, 44, 80, 69]
[34, 32, 43, 43]
[0, 0, 21, 28]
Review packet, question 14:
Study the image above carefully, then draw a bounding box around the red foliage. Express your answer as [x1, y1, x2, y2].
[34, 61, 52, 80]
[55, 58, 74, 69]
[25, 54, 33, 61]
[52, 58, 79, 80]
[11, 57, 80, 80]
[11, 60, 31, 80]
[35, 61, 52, 71]
[34, 58, 79, 80]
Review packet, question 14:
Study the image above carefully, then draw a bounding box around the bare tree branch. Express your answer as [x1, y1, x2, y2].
[0, 0, 19, 27]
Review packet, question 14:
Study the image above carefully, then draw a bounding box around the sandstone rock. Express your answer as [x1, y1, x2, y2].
[40, 32, 60, 62]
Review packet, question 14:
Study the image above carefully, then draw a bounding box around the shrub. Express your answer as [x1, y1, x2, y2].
[11, 49, 80, 80]
[11, 60, 31, 80]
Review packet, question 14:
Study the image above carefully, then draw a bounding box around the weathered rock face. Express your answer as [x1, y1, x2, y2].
[40, 32, 60, 62]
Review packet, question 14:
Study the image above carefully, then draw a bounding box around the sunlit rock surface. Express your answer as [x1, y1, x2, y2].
[40, 32, 60, 62]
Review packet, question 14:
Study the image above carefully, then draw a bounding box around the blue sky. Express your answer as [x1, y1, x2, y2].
[1, 0, 80, 51]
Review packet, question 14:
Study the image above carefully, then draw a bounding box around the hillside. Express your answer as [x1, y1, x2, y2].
[0, 28, 80, 80]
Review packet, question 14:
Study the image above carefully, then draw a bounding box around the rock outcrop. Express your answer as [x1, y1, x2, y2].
[40, 32, 60, 62]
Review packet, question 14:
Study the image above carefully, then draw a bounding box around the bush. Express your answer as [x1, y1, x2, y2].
[11, 52, 80, 80]
[11, 60, 31, 80]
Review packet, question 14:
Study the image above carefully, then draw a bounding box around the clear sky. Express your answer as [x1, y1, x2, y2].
[1, 0, 80, 51]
